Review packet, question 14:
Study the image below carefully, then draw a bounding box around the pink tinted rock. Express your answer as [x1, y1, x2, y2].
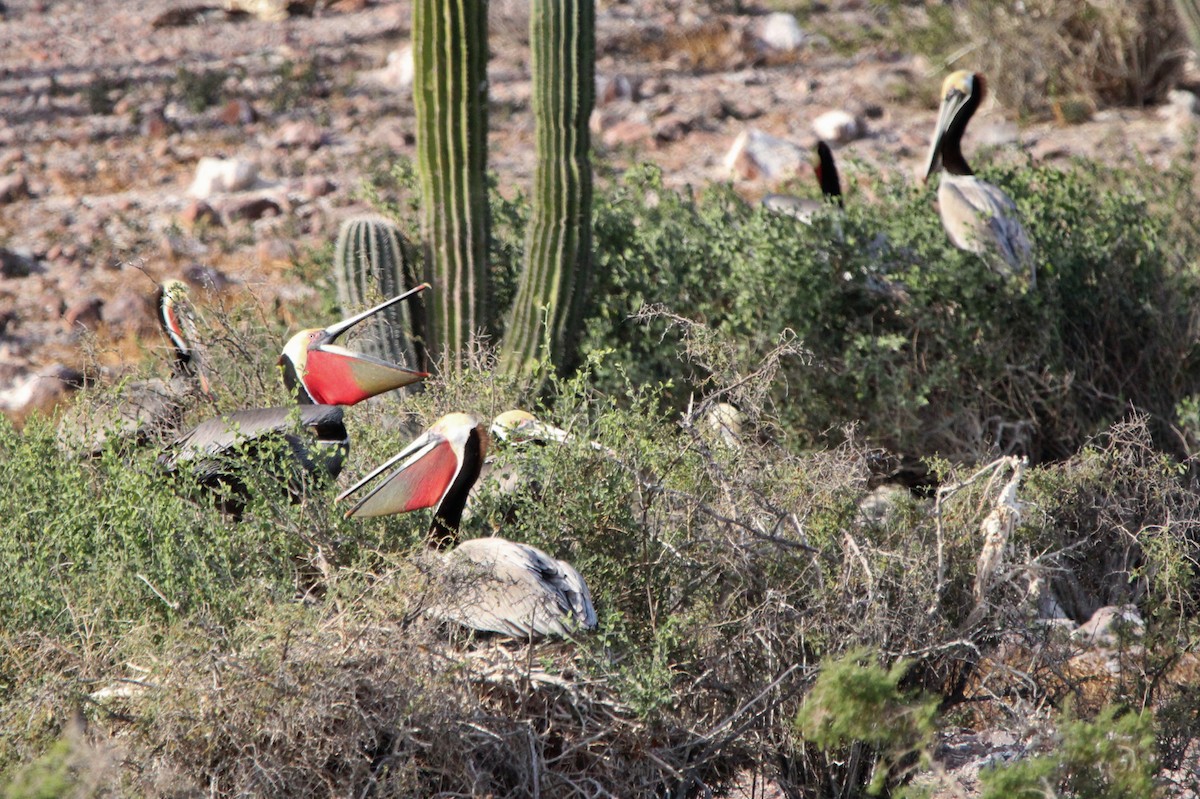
[180, 200, 220, 228]
[63, 296, 105, 330]
[0, 172, 29, 204]
[101, 289, 158, 336]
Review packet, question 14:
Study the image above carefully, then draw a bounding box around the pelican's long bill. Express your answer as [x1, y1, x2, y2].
[337, 412, 477, 518]
[279, 283, 431, 406]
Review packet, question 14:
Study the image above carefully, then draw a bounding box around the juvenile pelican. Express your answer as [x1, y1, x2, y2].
[338, 412, 596, 639]
[85, 280, 215, 455]
[762, 140, 843, 223]
[924, 71, 1034, 284]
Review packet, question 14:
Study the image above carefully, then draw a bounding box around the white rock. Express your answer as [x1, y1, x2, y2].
[359, 45, 414, 93]
[812, 110, 862, 144]
[1072, 604, 1144, 648]
[756, 12, 806, 52]
[1168, 88, 1200, 116]
[187, 157, 258, 199]
[724, 128, 806, 182]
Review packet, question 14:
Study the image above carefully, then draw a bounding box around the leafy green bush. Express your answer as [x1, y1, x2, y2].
[796, 649, 938, 795]
[3, 154, 1200, 797]
[981, 706, 1157, 799]
[582, 160, 1200, 464]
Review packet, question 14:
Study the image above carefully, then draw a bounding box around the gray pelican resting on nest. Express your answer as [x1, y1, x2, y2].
[338, 412, 597, 639]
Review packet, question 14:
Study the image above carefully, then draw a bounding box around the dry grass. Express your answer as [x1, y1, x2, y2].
[958, 0, 1187, 116]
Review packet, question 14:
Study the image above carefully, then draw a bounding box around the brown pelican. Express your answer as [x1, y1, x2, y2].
[85, 280, 215, 455]
[160, 285, 430, 511]
[461, 410, 573, 526]
[923, 71, 1034, 284]
[278, 283, 430, 405]
[338, 412, 596, 639]
[762, 140, 843, 222]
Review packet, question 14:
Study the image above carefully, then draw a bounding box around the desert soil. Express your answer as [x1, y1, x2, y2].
[2, 0, 1197, 417]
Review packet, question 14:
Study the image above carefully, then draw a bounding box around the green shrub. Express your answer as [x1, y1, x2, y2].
[582, 160, 1200, 464]
[3, 154, 1200, 797]
[981, 705, 1157, 799]
[796, 649, 938, 795]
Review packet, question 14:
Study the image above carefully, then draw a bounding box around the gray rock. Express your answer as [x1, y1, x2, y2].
[725, 127, 806, 181]
[0, 247, 42, 278]
[187, 157, 258, 199]
[812, 110, 863, 144]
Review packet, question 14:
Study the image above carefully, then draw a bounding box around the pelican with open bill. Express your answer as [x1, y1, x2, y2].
[279, 282, 432, 406]
[338, 413, 597, 639]
[160, 284, 432, 513]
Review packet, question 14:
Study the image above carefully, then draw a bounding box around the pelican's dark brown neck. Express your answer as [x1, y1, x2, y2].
[815, 142, 843, 206]
[430, 427, 486, 548]
[940, 90, 980, 177]
[278, 355, 317, 405]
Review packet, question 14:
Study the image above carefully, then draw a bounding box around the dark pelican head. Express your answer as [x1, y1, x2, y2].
[923, 70, 985, 182]
[278, 283, 430, 406]
[812, 140, 843, 206]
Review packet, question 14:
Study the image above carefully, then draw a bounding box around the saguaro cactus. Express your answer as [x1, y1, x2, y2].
[332, 216, 426, 371]
[500, 0, 596, 377]
[1175, 0, 1200, 53]
[413, 0, 490, 375]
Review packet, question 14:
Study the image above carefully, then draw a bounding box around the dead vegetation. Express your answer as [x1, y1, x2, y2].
[958, 0, 1188, 117]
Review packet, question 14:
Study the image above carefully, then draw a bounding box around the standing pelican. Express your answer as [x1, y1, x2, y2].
[85, 280, 215, 455]
[763, 140, 843, 223]
[338, 413, 596, 639]
[924, 71, 1034, 284]
[160, 285, 430, 510]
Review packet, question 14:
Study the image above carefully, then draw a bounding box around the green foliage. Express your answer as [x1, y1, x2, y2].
[797, 649, 938, 794]
[2, 737, 74, 799]
[4, 152, 1200, 795]
[981, 706, 1158, 799]
[173, 66, 227, 113]
[267, 57, 326, 113]
[581, 159, 1200, 462]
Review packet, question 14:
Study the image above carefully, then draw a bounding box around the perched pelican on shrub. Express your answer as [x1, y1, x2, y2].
[160, 284, 430, 511]
[338, 412, 597, 639]
[762, 140, 843, 223]
[923, 71, 1034, 284]
[86, 280, 215, 455]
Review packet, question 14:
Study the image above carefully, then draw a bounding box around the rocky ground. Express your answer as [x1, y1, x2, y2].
[3, 0, 1199, 420]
